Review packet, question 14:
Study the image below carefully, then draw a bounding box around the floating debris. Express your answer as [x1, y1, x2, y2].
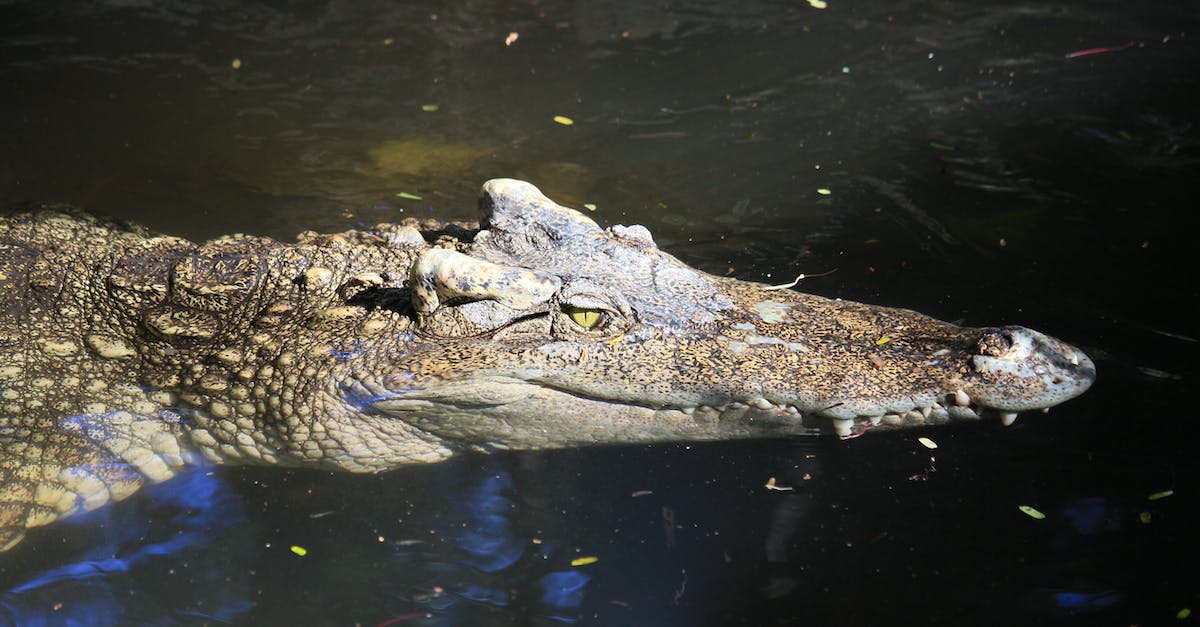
[396, 192, 423, 200]
[875, 336, 891, 345]
[816, 188, 832, 195]
[673, 570, 688, 604]
[231, 58, 242, 69]
[764, 274, 806, 290]
[1148, 489, 1174, 501]
[907, 456, 937, 480]
[583, 203, 597, 211]
[290, 545, 308, 556]
[1138, 366, 1183, 380]
[763, 268, 836, 291]
[929, 141, 956, 151]
[631, 490, 653, 497]
[1018, 505, 1045, 520]
[571, 556, 599, 567]
[917, 437, 937, 449]
[764, 476, 794, 491]
[807, 0, 827, 8]
[662, 506, 677, 548]
[1139, 511, 1152, 524]
[505, 32, 519, 46]
[553, 115, 575, 126]
[421, 104, 439, 112]
[1065, 41, 1134, 59]
[376, 612, 429, 625]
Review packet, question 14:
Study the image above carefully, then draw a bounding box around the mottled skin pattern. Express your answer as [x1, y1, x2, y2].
[0, 179, 1095, 552]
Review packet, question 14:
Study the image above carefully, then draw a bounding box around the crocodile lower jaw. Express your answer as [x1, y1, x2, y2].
[677, 390, 1028, 438]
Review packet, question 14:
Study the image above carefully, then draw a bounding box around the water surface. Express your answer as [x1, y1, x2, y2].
[1, 1, 1196, 624]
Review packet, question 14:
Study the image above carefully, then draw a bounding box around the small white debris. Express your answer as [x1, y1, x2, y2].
[764, 477, 794, 492]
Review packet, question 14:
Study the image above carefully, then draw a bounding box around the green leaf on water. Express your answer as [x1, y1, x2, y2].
[1018, 505, 1045, 519]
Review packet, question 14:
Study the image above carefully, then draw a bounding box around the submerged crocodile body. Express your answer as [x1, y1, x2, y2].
[0, 179, 1094, 551]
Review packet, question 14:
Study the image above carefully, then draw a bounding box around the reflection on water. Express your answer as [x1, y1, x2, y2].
[415, 468, 591, 623]
[1, 469, 251, 625]
[2, 0, 1198, 624]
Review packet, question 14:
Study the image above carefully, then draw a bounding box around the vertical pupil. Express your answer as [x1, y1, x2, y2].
[569, 308, 602, 327]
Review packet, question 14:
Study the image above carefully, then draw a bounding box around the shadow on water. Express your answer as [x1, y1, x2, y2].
[0, 468, 253, 625]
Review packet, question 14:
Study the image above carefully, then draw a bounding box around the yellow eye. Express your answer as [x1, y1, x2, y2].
[567, 307, 606, 329]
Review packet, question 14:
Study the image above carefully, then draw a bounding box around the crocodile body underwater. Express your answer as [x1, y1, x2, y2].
[0, 179, 1094, 551]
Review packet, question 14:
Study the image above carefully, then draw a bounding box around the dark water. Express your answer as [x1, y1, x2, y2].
[2, 1, 1197, 624]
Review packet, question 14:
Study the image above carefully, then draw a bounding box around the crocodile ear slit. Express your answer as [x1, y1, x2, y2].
[407, 248, 561, 315]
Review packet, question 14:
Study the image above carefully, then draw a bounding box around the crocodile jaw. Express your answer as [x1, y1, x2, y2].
[370, 326, 1095, 445]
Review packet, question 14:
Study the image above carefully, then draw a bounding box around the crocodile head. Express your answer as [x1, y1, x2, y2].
[375, 179, 1095, 448]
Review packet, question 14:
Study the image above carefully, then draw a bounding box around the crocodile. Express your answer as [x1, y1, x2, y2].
[0, 179, 1095, 552]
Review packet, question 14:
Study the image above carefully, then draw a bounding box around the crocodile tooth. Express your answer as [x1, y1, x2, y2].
[946, 406, 978, 421]
[1041, 407, 1050, 414]
[785, 405, 800, 415]
[751, 398, 773, 410]
[953, 389, 971, 407]
[1070, 353, 1079, 366]
[833, 418, 854, 437]
[1000, 412, 1018, 426]
[920, 406, 932, 419]
[681, 407, 695, 416]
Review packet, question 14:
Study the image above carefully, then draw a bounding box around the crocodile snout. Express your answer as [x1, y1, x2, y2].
[966, 326, 1095, 412]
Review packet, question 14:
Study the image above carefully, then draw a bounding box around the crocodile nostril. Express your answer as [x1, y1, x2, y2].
[977, 331, 1013, 357]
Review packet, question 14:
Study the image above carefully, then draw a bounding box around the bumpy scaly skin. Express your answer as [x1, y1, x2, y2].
[0, 180, 1095, 552]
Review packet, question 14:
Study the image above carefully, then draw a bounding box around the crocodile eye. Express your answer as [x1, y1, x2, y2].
[566, 306, 608, 329]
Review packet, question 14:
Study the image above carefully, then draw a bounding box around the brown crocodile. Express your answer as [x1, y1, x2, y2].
[0, 179, 1094, 552]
